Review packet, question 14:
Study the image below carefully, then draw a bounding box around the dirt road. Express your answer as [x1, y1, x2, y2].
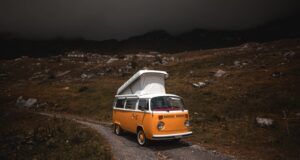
[38, 112, 234, 160]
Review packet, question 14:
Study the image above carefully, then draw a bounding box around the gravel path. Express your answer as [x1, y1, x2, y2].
[38, 112, 234, 160]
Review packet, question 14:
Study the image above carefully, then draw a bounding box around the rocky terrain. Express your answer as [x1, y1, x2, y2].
[0, 38, 300, 159]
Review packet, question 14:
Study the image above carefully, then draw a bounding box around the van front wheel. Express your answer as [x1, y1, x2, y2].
[137, 129, 147, 146]
[114, 124, 122, 135]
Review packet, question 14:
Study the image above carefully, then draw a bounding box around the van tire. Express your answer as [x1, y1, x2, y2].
[114, 124, 122, 135]
[137, 129, 148, 146]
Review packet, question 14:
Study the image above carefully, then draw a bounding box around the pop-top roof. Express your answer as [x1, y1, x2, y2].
[117, 70, 168, 95]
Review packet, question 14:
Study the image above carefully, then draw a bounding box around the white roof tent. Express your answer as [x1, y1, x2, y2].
[117, 70, 168, 95]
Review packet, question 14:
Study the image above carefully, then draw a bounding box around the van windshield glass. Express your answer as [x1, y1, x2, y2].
[151, 96, 184, 111]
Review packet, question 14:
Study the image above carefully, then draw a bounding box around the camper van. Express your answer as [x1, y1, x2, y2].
[112, 70, 192, 146]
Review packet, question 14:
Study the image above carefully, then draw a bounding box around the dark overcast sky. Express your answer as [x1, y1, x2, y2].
[0, 0, 299, 40]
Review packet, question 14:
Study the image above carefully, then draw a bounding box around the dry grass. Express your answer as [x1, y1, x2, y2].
[0, 107, 112, 160]
[0, 38, 299, 159]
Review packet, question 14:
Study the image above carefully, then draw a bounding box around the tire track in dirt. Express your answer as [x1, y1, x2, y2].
[38, 112, 234, 160]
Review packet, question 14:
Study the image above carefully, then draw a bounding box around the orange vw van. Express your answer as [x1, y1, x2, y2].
[112, 70, 192, 146]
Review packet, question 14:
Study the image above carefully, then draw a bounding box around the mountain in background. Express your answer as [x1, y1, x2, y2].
[1, 13, 300, 59]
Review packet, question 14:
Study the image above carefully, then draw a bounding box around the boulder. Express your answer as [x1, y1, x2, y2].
[256, 117, 273, 127]
[192, 82, 206, 88]
[16, 96, 26, 107]
[16, 96, 37, 108]
[214, 70, 226, 77]
[106, 58, 119, 64]
[283, 51, 295, 58]
[234, 60, 240, 66]
[24, 98, 37, 108]
[81, 73, 93, 79]
[272, 72, 284, 78]
[56, 70, 71, 77]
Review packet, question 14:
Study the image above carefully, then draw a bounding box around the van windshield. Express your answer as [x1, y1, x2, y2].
[151, 96, 184, 111]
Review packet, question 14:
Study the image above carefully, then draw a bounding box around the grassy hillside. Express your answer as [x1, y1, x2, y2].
[0, 38, 299, 159]
[0, 107, 112, 159]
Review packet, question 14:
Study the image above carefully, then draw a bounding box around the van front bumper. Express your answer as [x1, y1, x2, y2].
[151, 131, 192, 140]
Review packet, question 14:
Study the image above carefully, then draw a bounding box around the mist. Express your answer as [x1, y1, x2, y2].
[0, 0, 299, 40]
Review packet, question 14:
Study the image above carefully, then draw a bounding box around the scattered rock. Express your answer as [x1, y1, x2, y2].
[30, 72, 45, 80]
[16, 96, 37, 108]
[234, 60, 240, 66]
[124, 55, 133, 60]
[239, 43, 250, 51]
[154, 56, 163, 64]
[106, 58, 119, 64]
[105, 68, 112, 73]
[170, 56, 175, 61]
[97, 72, 105, 76]
[81, 73, 88, 79]
[272, 72, 284, 78]
[67, 52, 86, 58]
[16, 96, 26, 107]
[81, 73, 94, 79]
[24, 98, 38, 107]
[38, 102, 49, 108]
[283, 51, 296, 58]
[256, 47, 263, 51]
[214, 70, 226, 77]
[62, 86, 70, 90]
[56, 70, 71, 77]
[149, 51, 160, 54]
[125, 63, 133, 69]
[14, 58, 22, 61]
[161, 57, 168, 65]
[136, 54, 155, 59]
[192, 82, 207, 88]
[256, 117, 273, 127]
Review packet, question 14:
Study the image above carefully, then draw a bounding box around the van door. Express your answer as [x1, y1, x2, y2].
[135, 99, 149, 129]
[124, 98, 138, 132]
[113, 98, 125, 125]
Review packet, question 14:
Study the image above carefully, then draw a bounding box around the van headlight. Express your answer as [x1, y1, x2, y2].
[184, 120, 190, 127]
[157, 121, 165, 130]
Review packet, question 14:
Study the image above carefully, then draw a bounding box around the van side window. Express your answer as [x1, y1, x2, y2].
[115, 99, 125, 108]
[125, 99, 137, 110]
[138, 99, 149, 110]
